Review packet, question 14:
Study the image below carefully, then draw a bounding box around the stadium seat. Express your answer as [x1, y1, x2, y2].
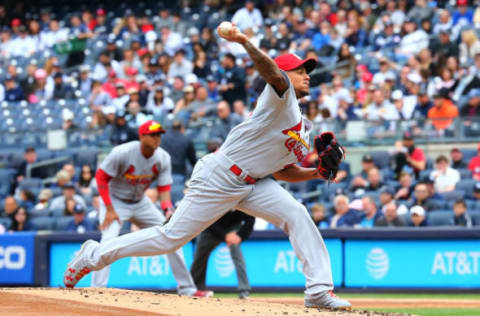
[461, 149, 477, 162]
[440, 190, 465, 201]
[30, 216, 55, 230]
[469, 211, 480, 226]
[430, 199, 448, 210]
[49, 208, 65, 217]
[455, 179, 476, 197]
[19, 178, 44, 191]
[0, 217, 12, 229]
[458, 168, 472, 180]
[54, 216, 73, 231]
[371, 151, 391, 169]
[419, 169, 432, 181]
[427, 210, 453, 226]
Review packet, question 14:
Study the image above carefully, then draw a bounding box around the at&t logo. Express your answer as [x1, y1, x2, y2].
[214, 246, 234, 277]
[366, 248, 389, 280]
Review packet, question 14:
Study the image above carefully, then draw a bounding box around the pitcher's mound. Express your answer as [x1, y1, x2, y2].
[0, 288, 401, 316]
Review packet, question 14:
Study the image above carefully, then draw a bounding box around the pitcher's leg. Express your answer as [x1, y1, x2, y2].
[237, 178, 333, 296]
[190, 231, 220, 290]
[229, 244, 250, 293]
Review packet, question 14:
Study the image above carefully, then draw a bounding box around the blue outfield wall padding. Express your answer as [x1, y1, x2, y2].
[0, 232, 36, 285]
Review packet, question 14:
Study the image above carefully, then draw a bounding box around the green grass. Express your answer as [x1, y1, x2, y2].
[363, 308, 480, 316]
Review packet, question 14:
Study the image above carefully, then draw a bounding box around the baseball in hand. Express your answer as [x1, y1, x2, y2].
[217, 21, 233, 37]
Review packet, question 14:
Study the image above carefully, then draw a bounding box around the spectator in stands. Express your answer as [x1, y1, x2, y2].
[168, 49, 193, 81]
[146, 86, 174, 119]
[379, 187, 395, 213]
[310, 203, 328, 229]
[460, 30, 480, 63]
[428, 89, 459, 134]
[391, 132, 426, 179]
[52, 72, 74, 99]
[363, 88, 399, 124]
[210, 101, 243, 142]
[66, 204, 95, 233]
[468, 143, 480, 181]
[160, 26, 183, 57]
[430, 155, 460, 193]
[411, 182, 437, 212]
[78, 165, 94, 197]
[409, 205, 428, 227]
[356, 196, 380, 228]
[375, 202, 406, 227]
[9, 207, 34, 232]
[430, 29, 458, 61]
[15, 147, 48, 184]
[190, 86, 217, 122]
[450, 148, 468, 169]
[398, 18, 429, 58]
[219, 53, 247, 106]
[351, 154, 376, 189]
[110, 110, 138, 145]
[451, 200, 472, 227]
[18, 189, 35, 211]
[232, 0, 263, 31]
[62, 109, 79, 132]
[472, 183, 480, 201]
[3, 75, 24, 101]
[394, 172, 414, 201]
[365, 168, 384, 192]
[453, 0, 474, 26]
[461, 89, 480, 137]
[2, 196, 18, 217]
[32, 189, 53, 214]
[329, 195, 362, 228]
[50, 182, 86, 212]
[63, 163, 76, 183]
[52, 169, 71, 189]
[161, 121, 197, 180]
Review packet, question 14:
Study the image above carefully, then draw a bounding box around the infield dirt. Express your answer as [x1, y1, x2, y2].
[1, 288, 475, 316]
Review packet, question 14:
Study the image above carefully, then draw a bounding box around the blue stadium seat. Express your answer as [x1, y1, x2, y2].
[455, 179, 476, 197]
[19, 178, 44, 191]
[458, 168, 472, 179]
[54, 216, 73, 231]
[371, 151, 391, 169]
[30, 216, 55, 230]
[440, 190, 465, 201]
[427, 210, 453, 226]
[461, 149, 477, 162]
[430, 199, 448, 210]
[0, 217, 12, 229]
[50, 208, 65, 217]
[470, 211, 480, 226]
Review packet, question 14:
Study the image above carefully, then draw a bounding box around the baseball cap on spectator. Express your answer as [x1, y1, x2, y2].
[384, 72, 396, 81]
[362, 154, 374, 163]
[362, 72, 373, 82]
[356, 64, 368, 72]
[154, 73, 165, 82]
[149, 57, 159, 65]
[53, 72, 63, 79]
[96, 8, 106, 16]
[274, 54, 317, 74]
[56, 170, 70, 183]
[380, 186, 394, 196]
[187, 27, 199, 37]
[175, 48, 186, 56]
[403, 131, 414, 140]
[264, 18, 274, 27]
[106, 37, 116, 45]
[451, 147, 461, 153]
[127, 87, 139, 94]
[457, 0, 468, 5]
[126, 67, 138, 76]
[108, 70, 117, 78]
[136, 74, 147, 83]
[407, 72, 422, 84]
[474, 182, 480, 193]
[38, 189, 53, 201]
[433, 88, 450, 99]
[154, 86, 164, 92]
[116, 110, 127, 118]
[62, 109, 74, 121]
[11, 19, 21, 27]
[392, 90, 403, 100]
[183, 85, 194, 93]
[34, 69, 47, 80]
[206, 75, 216, 82]
[79, 64, 91, 72]
[115, 82, 125, 89]
[138, 120, 166, 135]
[136, 48, 149, 57]
[103, 106, 116, 116]
[73, 204, 85, 214]
[410, 205, 425, 217]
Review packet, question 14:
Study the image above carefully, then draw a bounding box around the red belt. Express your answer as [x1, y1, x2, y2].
[229, 164, 257, 184]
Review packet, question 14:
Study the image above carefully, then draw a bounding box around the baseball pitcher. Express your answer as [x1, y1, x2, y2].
[64, 24, 350, 310]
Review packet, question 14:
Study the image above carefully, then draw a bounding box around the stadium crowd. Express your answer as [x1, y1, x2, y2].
[1, 0, 480, 233]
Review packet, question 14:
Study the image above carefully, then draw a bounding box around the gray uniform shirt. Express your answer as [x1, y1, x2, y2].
[100, 141, 172, 201]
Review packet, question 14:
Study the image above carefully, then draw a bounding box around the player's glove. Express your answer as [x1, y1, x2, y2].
[314, 132, 345, 181]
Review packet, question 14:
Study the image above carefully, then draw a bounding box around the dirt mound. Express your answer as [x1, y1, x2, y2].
[0, 288, 400, 316]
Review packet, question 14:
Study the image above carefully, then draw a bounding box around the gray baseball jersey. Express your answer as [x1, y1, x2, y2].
[220, 76, 312, 179]
[100, 141, 172, 201]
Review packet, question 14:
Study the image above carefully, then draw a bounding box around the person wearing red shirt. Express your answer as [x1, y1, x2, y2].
[468, 144, 480, 181]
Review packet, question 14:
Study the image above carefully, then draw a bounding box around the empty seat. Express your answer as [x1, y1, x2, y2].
[427, 210, 453, 226]
[371, 151, 391, 169]
[461, 149, 477, 162]
[458, 168, 472, 179]
[19, 178, 44, 191]
[469, 211, 480, 225]
[0, 217, 12, 229]
[455, 179, 477, 197]
[30, 216, 55, 230]
[54, 216, 73, 231]
[440, 190, 465, 201]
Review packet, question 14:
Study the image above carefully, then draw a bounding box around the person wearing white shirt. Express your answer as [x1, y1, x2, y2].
[160, 27, 183, 57]
[398, 19, 429, 57]
[430, 155, 460, 193]
[364, 89, 400, 121]
[231, 1, 264, 31]
[41, 20, 69, 48]
[167, 49, 193, 80]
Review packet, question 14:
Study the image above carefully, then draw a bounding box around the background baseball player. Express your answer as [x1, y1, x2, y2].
[89, 120, 211, 297]
[64, 23, 350, 310]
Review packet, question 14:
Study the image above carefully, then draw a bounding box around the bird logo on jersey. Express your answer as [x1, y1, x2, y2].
[282, 121, 309, 162]
[123, 165, 159, 185]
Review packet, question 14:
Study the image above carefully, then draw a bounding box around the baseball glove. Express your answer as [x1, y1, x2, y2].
[314, 132, 345, 181]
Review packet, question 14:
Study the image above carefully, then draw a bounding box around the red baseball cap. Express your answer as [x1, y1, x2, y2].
[138, 120, 166, 136]
[96, 8, 106, 16]
[274, 54, 316, 74]
[457, 0, 467, 5]
[11, 19, 21, 27]
[362, 72, 373, 82]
